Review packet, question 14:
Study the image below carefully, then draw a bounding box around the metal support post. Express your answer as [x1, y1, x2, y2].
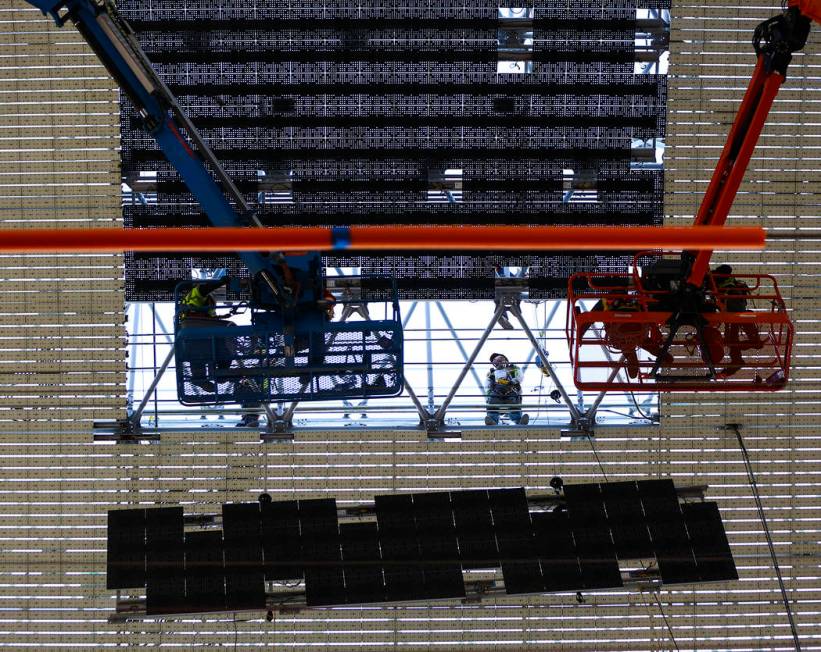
[396, 301, 432, 425]
[259, 403, 277, 431]
[126, 304, 140, 409]
[435, 302, 485, 394]
[508, 303, 581, 421]
[404, 380, 432, 427]
[424, 302, 435, 412]
[432, 302, 507, 427]
[130, 344, 175, 428]
[583, 362, 623, 423]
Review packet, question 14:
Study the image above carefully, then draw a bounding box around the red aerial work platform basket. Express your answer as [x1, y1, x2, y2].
[567, 268, 793, 392]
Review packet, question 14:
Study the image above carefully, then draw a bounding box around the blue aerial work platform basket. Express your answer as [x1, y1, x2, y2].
[173, 283, 404, 405]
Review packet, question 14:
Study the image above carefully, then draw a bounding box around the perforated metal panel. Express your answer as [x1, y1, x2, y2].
[117, 0, 667, 300]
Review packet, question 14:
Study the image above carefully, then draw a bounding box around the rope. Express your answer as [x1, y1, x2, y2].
[586, 434, 609, 482]
[727, 424, 802, 651]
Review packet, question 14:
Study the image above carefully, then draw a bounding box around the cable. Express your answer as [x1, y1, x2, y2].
[636, 560, 680, 652]
[628, 391, 659, 423]
[651, 591, 681, 652]
[586, 434, 609, 482]
[598, 408, 656, 421]
[636, 591, 661, 650]
[530, 301, 548, 424]
[727, 423, 802, 652]
[233, 612, 238, 650]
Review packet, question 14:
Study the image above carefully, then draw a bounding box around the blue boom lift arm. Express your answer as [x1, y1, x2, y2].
[28, 0, 404, 405]
[28, 0, 290, 294]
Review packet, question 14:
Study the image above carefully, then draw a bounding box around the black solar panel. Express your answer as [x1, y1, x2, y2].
[261, 499, 302, 581]
[639, 486, 696, 584]
[601, 481, 653, 559]
[117, 1, 668, 301]
[375, 494, 415, 536]
[225, 569, 267, 610]
[299, 498, 339, 533]
[184, 530, 225, 613]
[564, 485, 605, 526]
[490, 488, 540, 594]
[305, 568, 347, 607]
[489, 488, 531, 529]
[500, 557, 544, 595]
[532, 511, 585, 592]
[108, 481, 738, 613]
[499, 521, 540, 593]
[375, 494, 424, 602]
[638, 479, 680, 518]
[564, 483, 621, 588]
[222, 502, 261, 541]
[222, 503, 265, 609]
[300, 498, 344, 607]
[682, 502, 738, 583]
[420, 565, 466, 601]
[107, 508, 146, 590]
[146, 575, 187, 615]
[340, 522, 384, 605]
[452, 489, 498, 570]
[412, 492, 464, 600]
[144, 508, 186, 614]
[145, 507, 184, 551]
[145, 507, 184, 580]
[411, 492, 453, 533]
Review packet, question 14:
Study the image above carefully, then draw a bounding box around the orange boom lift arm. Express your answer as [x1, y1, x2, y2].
[567, 1, 821, 392]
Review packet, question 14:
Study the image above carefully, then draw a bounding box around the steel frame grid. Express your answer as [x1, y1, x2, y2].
[117, 0, 668, 302]
[120, 282, 658, 438]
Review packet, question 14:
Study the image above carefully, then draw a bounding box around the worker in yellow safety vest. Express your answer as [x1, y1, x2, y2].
[179, 279, 226, 320]
[177, 278, 236, 400]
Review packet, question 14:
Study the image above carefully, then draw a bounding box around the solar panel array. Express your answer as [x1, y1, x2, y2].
[107, 481, 736, 614]
[116, 1, 667, 301]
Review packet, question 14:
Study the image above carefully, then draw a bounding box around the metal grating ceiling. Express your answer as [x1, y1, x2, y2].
[117, 0, 667, 301]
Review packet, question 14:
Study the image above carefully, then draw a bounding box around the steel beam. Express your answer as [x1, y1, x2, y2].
[435, 301, 485, 395]
[509, 302, 580, 420]
[129, 344, 175, 427]
[432, 302, 507, 425]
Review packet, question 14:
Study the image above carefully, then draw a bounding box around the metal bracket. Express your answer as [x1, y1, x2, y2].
[260, 415, 295, 442]
[461, 579, 497, 604]
[422, 415, 443, 434]
[561, 414, 596, 440]
[92, 419, 159, 443]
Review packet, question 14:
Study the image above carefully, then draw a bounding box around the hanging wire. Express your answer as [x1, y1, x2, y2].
[586, 434, 609, 482]
[651, 591, 681, 652]
[233, 613, 239, 650]
[726, 423, 802, 651]
[598, 408, 653, 420]
[629, 391, 660, 423]
[637, 560, 681, 652]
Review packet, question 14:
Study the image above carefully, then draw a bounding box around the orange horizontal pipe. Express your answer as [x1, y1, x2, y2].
[0, 226, 764, 252]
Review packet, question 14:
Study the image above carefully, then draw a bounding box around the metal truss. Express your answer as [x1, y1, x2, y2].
[99, 281, 658, 442]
